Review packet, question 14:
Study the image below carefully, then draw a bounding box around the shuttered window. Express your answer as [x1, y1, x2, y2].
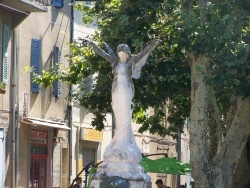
[2, 24, 9, 84]
[82, 148, 95, 187]
[31, 39, 41, 93]
[82, 148, 95, 167]
[53, 0, 64, 8]
[53, 46, 60, 98]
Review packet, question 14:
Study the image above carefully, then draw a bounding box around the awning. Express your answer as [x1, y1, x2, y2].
[141, 157, 192, 175]
[22, 117, 71, 130]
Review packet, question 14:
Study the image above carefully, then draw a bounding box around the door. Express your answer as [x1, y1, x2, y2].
[30, 130, 48, 188]
[30, 155, 47, 188]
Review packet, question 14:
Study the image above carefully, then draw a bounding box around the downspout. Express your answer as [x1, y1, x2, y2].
[12, 27, 20, 188]
[11, 29, 16, 188]
[14, 27, 20, 188]
[69, 0, 75, 184]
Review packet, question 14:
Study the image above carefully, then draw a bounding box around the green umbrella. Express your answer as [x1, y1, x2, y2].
[86, 166, 97, 188]
[141, 157, 192, 175]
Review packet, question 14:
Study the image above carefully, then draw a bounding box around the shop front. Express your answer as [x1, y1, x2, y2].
[79, 128, 103, 187]
[20, 117, 70, 188]
[30, 130, 48, 188]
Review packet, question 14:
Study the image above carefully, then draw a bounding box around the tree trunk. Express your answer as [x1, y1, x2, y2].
[219, 98, 250, 187]
[188, 52, 250, 188]
[231, 147, 250, 188]
[189, 53, 223, 187]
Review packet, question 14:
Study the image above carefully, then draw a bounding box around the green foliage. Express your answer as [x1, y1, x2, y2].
[31, 0, 250, 137]
[28, 0, 190, 137]
[71, 0, 190, 137]
[0, 82, 5, 90]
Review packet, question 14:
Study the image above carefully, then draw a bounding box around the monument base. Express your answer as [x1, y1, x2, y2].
[91, 172, 151, 188]
[90, 162, 151, 188]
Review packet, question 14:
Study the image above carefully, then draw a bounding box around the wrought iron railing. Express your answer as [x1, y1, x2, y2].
[70, 161, 97, 188]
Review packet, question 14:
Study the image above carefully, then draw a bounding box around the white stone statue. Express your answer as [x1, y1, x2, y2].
[84, 39, 161, 187]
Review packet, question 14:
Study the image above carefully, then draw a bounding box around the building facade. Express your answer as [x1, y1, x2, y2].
[0, 0, 72, 187]
[0, 1, 191, 187]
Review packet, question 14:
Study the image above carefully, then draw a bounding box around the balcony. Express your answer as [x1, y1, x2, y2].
[0, 0, 52, 12]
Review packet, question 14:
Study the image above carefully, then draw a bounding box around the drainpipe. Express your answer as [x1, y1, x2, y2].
[15, 27, 20, 188]
[69, 0, 75, 184]
[11, 32, 16, 188]
[11, 27, 20, 188]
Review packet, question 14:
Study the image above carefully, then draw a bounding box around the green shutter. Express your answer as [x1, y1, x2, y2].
[2, 24, 9, 84]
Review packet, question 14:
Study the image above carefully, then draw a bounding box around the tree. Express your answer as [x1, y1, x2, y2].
[181, 0, 250, 187]
[33, 0, 250, 187]
[33, 0, 190, 138]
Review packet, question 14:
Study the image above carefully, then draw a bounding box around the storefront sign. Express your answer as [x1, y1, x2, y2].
[81, 128, 103, 142]
[22, 92, 29, 117]
[31, 131, 47, 144]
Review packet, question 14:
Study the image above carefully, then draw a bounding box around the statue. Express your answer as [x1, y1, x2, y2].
[83, 38, 162, 168]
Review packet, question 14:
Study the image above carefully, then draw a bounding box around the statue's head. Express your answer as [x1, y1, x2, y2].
[116, 44, 131, 56]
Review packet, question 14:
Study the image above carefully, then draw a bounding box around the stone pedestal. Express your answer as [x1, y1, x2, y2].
[90, 131, 152, 188]
[90, 161, 151, 188]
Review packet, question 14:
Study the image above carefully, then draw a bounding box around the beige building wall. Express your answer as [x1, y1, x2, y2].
[0, 8, 13, 188]
[18, 10, 70, 119]
[16, 2, 71, 188]
[0, 2, 48, 187]
[18, 124, 30, 187]
[71, 102, 113, 184]
[180, 121, 191, 187]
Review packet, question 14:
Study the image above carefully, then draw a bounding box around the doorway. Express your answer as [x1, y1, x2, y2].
[30, 130, 48, 188]
[30, 155, 47, 188]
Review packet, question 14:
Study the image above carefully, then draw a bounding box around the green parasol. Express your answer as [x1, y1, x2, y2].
[86, 166, 97, 188]
[141, 157, 192, 175]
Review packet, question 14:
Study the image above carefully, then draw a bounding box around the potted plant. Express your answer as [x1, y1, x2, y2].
[0, 82, 6, 94]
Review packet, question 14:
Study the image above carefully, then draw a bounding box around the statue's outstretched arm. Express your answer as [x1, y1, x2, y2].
[133, 39, 162, 64]
[131, 39, 162, 79]
[85, 40, 116, 64]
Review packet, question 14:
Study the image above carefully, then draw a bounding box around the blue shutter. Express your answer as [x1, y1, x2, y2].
[53, 46, 60, 98]
[31, 39, 41, 93]
[53, 0, 64, 8]
[2, 24, 9, 84]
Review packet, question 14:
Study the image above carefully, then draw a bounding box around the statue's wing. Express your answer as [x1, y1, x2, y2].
[104, 42, 117, 59]
[131, 51, 152, 79]
[131, 39, 161, 79]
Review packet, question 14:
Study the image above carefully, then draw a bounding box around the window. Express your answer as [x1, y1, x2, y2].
[31, 39, 41, 93]
[1, 24, 9, 84]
